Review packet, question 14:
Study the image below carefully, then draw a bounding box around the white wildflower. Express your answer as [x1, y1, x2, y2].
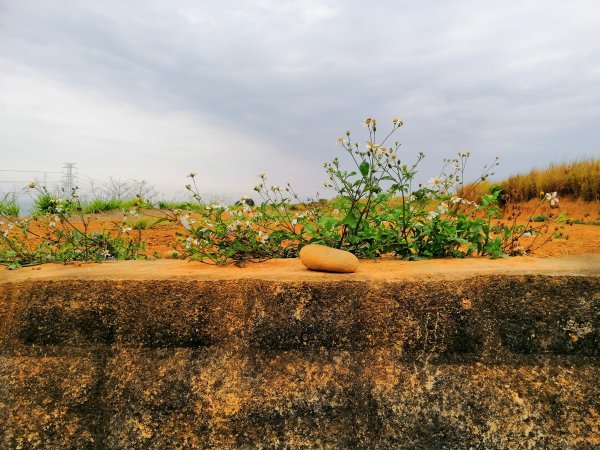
[545, 192, 559, 207]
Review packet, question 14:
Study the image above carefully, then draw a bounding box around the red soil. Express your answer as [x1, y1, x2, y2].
[9, 199, 600, 260]
[86, 199, 600, 258]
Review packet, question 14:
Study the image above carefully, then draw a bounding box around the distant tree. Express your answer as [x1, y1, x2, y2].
[103, 178, 134, 200]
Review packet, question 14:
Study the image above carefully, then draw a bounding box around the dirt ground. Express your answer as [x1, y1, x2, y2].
[92, 198, 600, 259]
[122, 221, 600, 258]
[14, 198, 600, 260]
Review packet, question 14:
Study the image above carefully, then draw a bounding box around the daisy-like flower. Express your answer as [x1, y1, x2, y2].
[187, 172, 196, 178]
[28, 182, 35, 189]
[427, 210, 439, 220]
[428, 177, 441, 187]
[545, 192, 559, 207]
[450, 195, 462, 204]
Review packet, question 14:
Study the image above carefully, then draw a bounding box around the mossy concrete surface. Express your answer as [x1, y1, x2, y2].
[0, 255, 599, 449]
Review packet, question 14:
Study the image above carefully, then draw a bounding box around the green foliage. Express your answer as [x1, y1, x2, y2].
[531, 215, 548, 222]
[129, 218, 151, 230]
[0, 194, 19, 217]
[80, 197, 154, 214]
[82, 198, 126, 214]
[0, 186, 149, 269]
[2, 118, 566, 268]
[33, 193, 75, 215]
[178, 177, 300, 265]
[179, 118, 561, 264]
[157, 200, 204, 212]
[488, 184, 505, 206]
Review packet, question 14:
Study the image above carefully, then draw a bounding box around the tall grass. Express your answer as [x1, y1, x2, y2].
[499, 159, 600, 201]
[82, 198, 126, 214]
[82, 198, 153, 214]
[0, 194, 20, 217]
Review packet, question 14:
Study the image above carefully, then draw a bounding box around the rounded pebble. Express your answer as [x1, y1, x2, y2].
[299, 244, 359, 273]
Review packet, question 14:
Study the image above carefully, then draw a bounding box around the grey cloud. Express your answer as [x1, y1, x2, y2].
[1, 0, 599, 197]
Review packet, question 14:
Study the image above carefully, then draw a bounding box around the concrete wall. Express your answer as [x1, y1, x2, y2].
[0, 269, 599, 448]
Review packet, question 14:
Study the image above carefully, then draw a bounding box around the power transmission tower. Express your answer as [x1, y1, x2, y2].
[62, 163, 77, 194]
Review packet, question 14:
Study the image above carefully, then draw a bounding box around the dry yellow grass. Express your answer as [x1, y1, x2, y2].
[500, 159, 600, 202]
[460, 159, 599, 202]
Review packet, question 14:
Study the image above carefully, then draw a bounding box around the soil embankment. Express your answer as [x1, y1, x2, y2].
[1, 256, 599, 448]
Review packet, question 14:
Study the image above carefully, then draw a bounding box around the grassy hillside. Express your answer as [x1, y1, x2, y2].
[499, 159, 599, 202]
[460, 159, 600, 202]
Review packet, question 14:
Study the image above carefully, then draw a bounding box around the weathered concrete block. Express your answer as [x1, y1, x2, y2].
[0, 257, 598, 448]
[0, 356, 100, 449]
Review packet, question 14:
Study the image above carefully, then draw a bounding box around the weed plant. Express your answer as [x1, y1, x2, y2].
[1, 119, 569, 268]
[179, 118, 565, 264]
[0, 185, 149, 268]
[177, 174, 301, 265]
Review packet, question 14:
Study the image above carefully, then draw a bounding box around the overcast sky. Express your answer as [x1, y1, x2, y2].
[1, 0, 599, 201]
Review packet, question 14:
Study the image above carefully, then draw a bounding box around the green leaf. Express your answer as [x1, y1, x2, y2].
[317, 216, 338, 230]
[341, 211, 358, 227]
[359, 161, 370, 177]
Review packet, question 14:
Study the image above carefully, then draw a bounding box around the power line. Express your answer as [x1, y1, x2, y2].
[0, 169, 63, 173]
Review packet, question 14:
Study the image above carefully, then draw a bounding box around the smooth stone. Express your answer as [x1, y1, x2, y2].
[299, 244, 359, 273]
